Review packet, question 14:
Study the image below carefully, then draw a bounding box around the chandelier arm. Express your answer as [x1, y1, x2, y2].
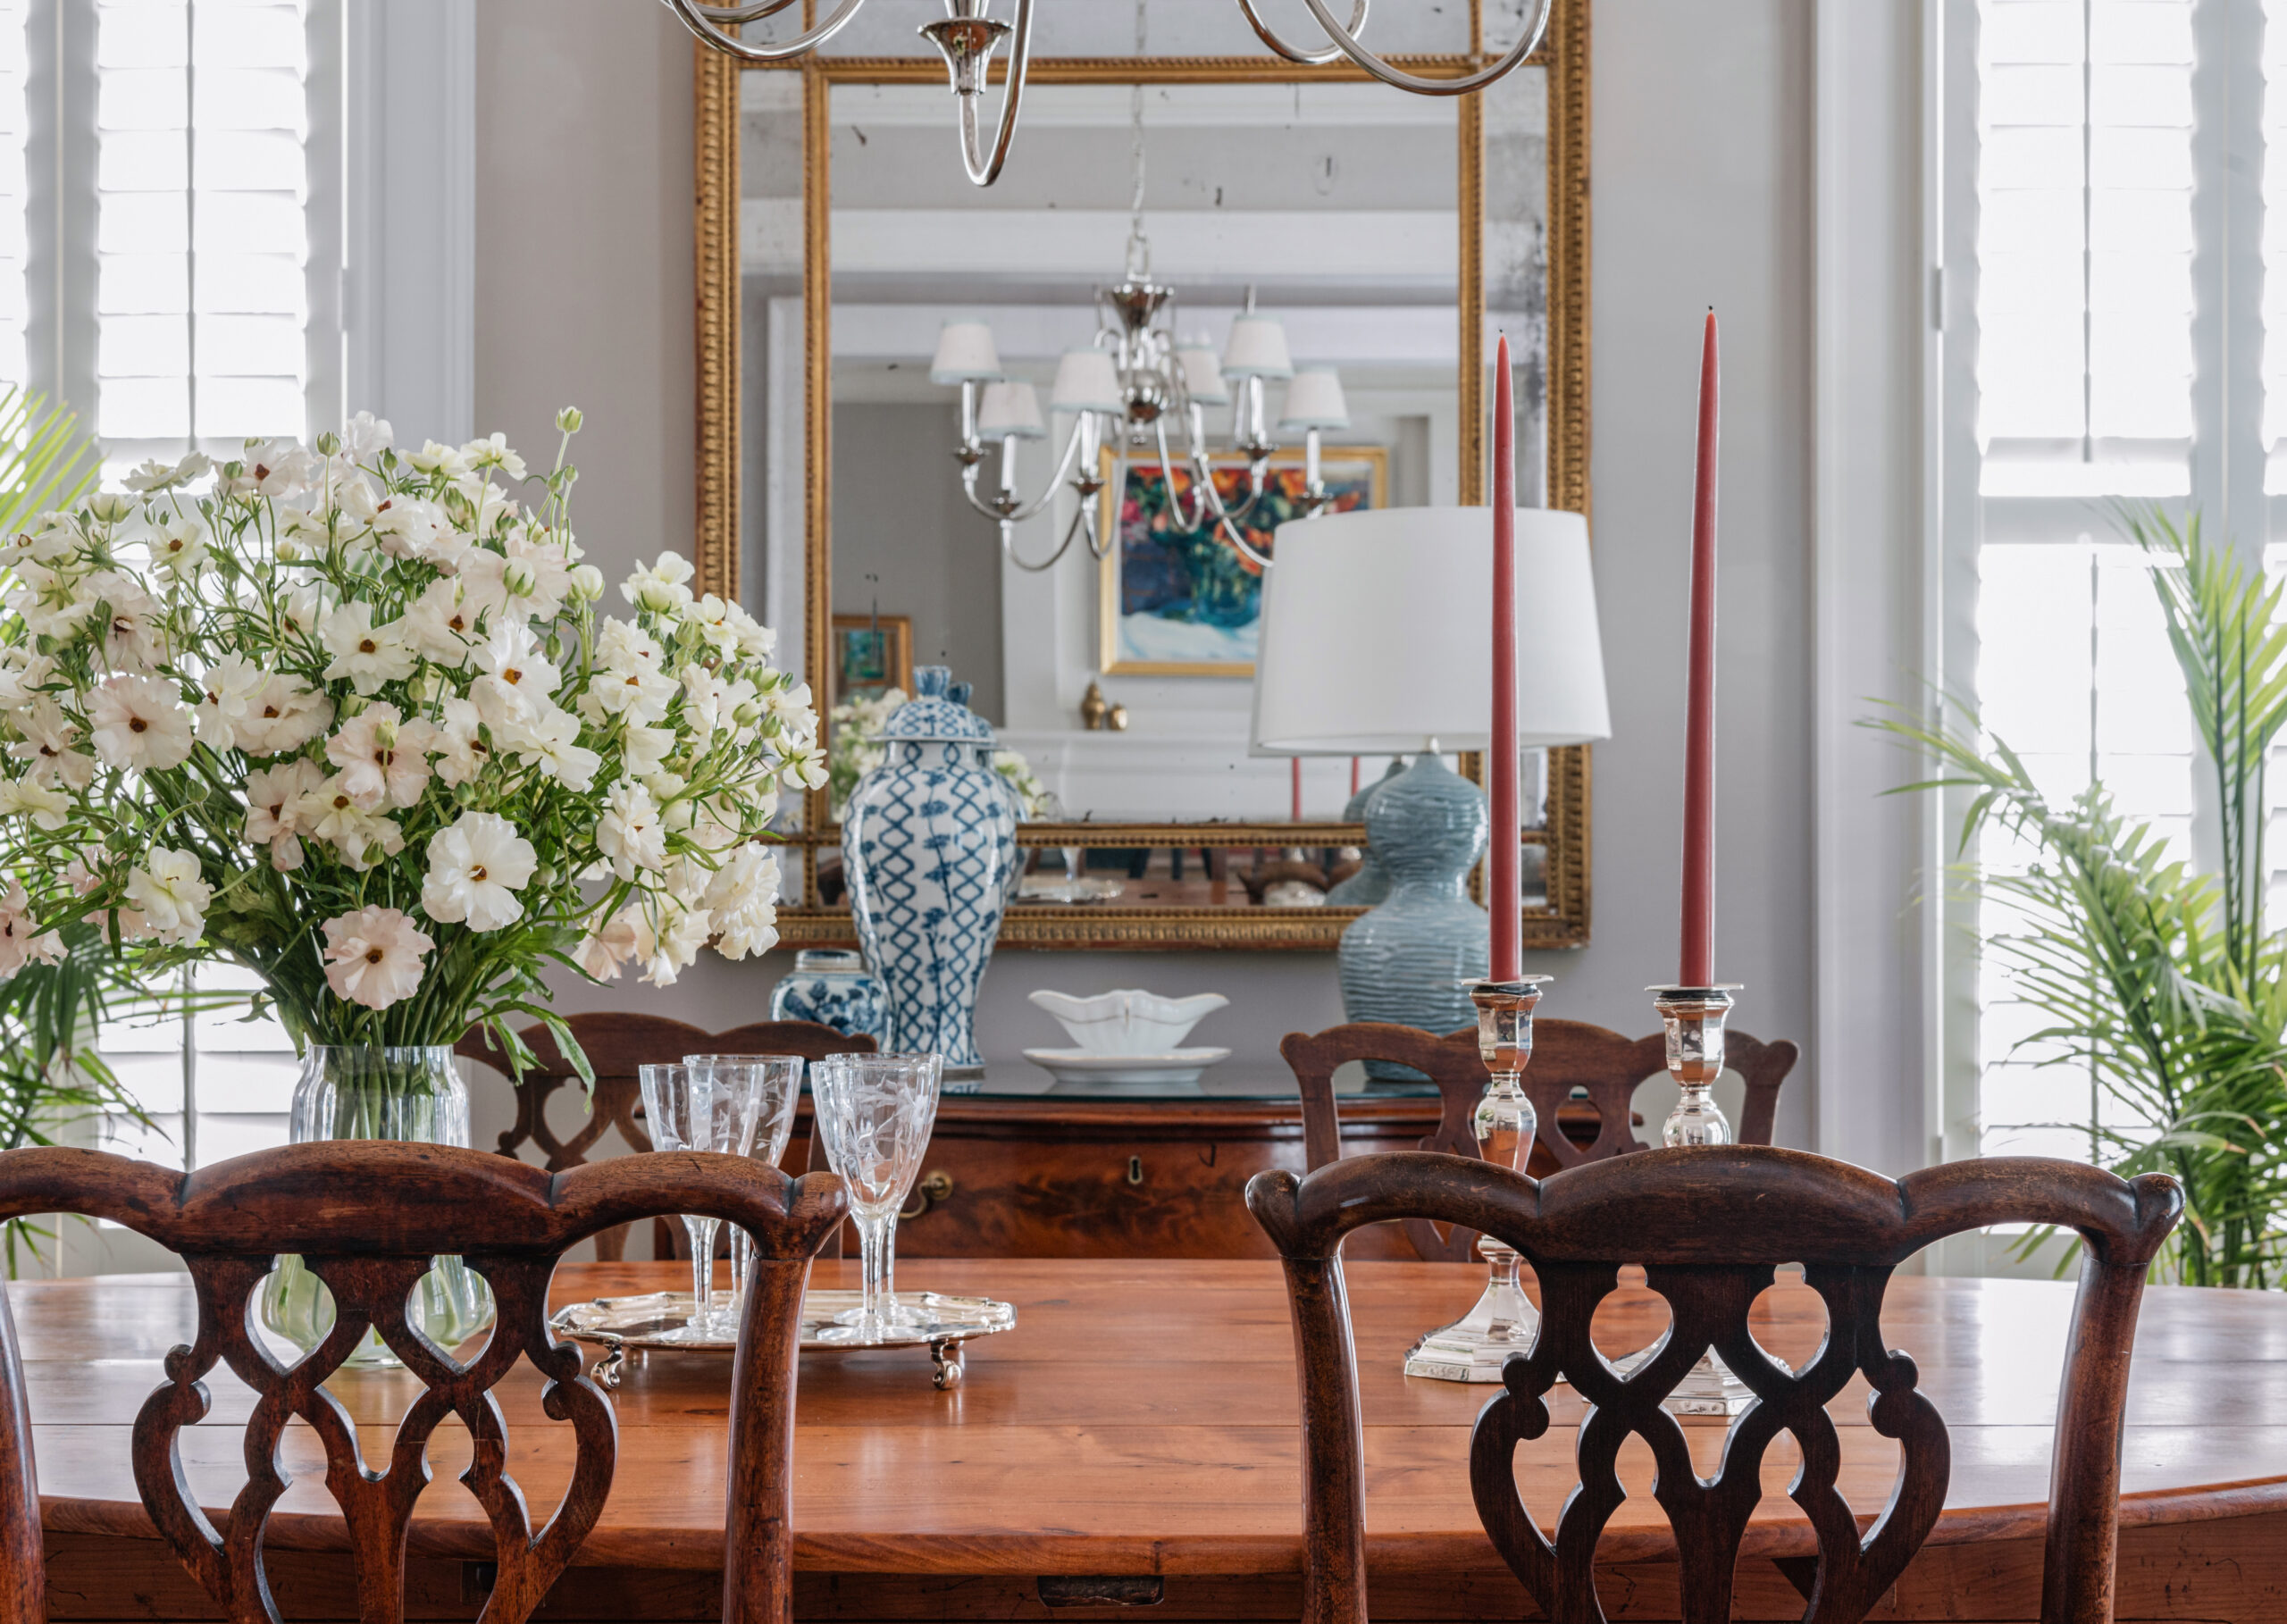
[960, 414, 1095, 526]
[1190, 445, 1271, 532]
[658, 0, 869, 62]
[678, 0, 805, 24]
[951, 0, 1037, 187]
[1161, 426, 1275, 570]
[998, 507, 1089, 573]
[1232, 0, 1371, 68]
[1292, 0, 1550, 95]
[1152, 420, 1214, 531]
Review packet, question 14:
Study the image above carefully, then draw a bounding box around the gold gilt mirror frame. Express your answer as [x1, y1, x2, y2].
[690, 0, 1590, 951]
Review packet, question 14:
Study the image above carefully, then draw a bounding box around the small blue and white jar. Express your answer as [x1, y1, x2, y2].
[768, 949, 889, 1048]
[842, 666, 1019, 1090]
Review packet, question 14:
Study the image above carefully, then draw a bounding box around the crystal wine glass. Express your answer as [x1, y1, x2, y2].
[683, 1053, 805, 1327]
[808, 1052, 943, 1335]
[637, 1061, 766, 1340]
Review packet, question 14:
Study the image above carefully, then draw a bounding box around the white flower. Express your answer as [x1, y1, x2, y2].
[581, 651, 677, 726]
[88, 570, 168, 671]
[420, 810, 537, 932]
[319, 602, 418, 695]
[574, 907, 640, 982]
[370, 494, 452, 565]
[193, 654, 266, 749]
[123, 452, 210, 494]
[497, 700, 600, 791]
[401, 577, 482, 667]
[568, 563, 606, 602]
[235, 674, 333, 758]
[343, 411, 393, 460]
[321, 905, 433, 1010]
[148, 513, 211, 575]
[621, 722, 675, 780]
[297, 775, 406, 870]
[776, 737, 828, 792]
[621, 552, 695, 615]
[462, 431, 527, 480]
[0, 776, 70, 830]
[225, 440, 317, 501]
[7, 696, 95, 790]
[631, 897, 712, 986]
[0, 650, 56, 715]
[705, 844, 782, 960]
[765, 679, 817, 742]
[596, 781, 666, 879]
[88, 674, 195, 771]
[0, 881, 64, 977]
[243, 758, 323, 872]
[324, 703, 439, 810]
[430, 697, 493, 787]
[471, 620, 561, 700]
[409, 439, 476, 485]
[122, 847, 210, 947]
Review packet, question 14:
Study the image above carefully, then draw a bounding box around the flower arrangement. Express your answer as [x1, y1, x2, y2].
[826, 684, 1051, 822]
[0, 410, 823, 1078]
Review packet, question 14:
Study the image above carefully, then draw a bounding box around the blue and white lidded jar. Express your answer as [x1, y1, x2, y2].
[841, 666, 1019, 1088]
[768, 948, 890, 1047]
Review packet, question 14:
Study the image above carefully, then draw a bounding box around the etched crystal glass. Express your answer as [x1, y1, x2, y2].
[808, 1052, 944, 1334]
[638, 1062, 768, 1340]
[683, 1053, 806, 1326]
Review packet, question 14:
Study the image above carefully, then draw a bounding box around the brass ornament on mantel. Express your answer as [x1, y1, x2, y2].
[688, 0, 1595, 951]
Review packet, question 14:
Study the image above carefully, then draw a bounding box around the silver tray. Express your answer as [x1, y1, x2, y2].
[549, 1290, 1016, 1390]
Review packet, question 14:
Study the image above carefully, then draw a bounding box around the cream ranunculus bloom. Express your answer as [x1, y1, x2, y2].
[122, 847, 210, 946]
[420, 810, 538, 932]
[88, 674, 195, 771]
[320, 906, 434, 1010]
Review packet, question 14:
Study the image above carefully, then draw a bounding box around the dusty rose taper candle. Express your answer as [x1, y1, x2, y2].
[1489, 334, 1521, 983]
[1680, 311, 1719, 987]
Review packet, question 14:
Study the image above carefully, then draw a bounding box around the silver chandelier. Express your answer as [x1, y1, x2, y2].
[658, 0, 1556, 187]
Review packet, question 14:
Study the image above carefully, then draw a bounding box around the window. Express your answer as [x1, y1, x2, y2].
[1947, 0, 2261, 1168]
[97, 965, 300, 1172]
[0, 0, 341, 461]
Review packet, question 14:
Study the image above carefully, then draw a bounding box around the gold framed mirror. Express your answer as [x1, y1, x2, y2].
[691, 0, 1589, 951]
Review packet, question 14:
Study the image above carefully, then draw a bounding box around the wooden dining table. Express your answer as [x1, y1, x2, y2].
[14, 1256, 2287, 1622]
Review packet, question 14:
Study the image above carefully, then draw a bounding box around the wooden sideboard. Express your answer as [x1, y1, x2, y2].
[791, 1093, 1448, 1262]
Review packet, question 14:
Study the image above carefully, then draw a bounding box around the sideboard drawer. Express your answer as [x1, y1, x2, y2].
[793, 1096, 1451, 1261]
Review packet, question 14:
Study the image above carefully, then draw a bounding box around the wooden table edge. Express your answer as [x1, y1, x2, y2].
[41, 1476, 2287, 1576]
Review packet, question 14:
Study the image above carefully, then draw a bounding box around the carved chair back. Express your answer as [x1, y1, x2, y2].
[0, 1143, 848, 1624]
[1281, 1019, 1801, 1259]
[456, 1013, 875, 1260]
[1246, 1147, 2181, 1624]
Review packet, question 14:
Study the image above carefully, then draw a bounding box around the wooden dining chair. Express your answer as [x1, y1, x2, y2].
[0, 1141, 847, 1624]
[1245, 1146, 2182, 1624]
[1282, 1017, 1800, 1181]
[456, 1012, 876, 1260]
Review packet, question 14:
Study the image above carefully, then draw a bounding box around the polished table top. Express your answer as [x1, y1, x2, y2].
[13, 1259, 2287, 1576]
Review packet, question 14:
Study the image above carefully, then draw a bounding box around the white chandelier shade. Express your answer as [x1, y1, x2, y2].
[929, 320, 1004, 385]
[977, 381, 1046, 440]
[1221, 314, 1294, 380]
[1278, 368, 1350, 434]
[1049, 349, 1127, 415]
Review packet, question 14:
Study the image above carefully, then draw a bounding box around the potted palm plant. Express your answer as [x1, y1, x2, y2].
[1877, 507, 2287, 1286]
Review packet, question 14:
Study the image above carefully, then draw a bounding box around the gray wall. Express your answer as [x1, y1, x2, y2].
[474, 2, 1821, 1153]
[831, 402, 1007, 722]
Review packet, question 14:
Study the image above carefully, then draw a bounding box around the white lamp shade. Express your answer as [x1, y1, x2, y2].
[978, 380, 1047, 439]
[930, 320, 1004, 385]
[1177, 345, 1230, 406]
[1050, 347, 1126, 414]
[1222, 314, 1294, 380]
[1251, 507, 1611, 754]
[1278, 367, 1349, 431]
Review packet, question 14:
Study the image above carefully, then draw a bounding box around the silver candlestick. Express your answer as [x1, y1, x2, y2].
[1628, 983, 1753, 1414]
[1403, 976, 1551, 1383]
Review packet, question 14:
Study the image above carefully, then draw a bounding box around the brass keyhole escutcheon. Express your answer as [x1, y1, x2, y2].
[901, 1170, 954, 1220]
[1127, 1155, 1144, 1186]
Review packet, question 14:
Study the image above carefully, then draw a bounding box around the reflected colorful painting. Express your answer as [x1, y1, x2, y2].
[1097, 446, 1385, 676]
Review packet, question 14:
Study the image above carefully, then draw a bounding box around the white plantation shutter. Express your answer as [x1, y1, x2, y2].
[94, 0, 330, 470]
[1957, 0, 2214, 1168]
[0, 1, 26, 389]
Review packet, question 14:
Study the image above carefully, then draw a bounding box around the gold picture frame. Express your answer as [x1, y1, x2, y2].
[690, 0, 1595, 950]
[1097, 446, 1387, 678]
[830, 612, 913, 701]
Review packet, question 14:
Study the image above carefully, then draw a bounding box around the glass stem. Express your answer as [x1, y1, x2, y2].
[730, 1226, 752, 1327]
[858, 1211, 893, 1326]
[684, 1217, 719, 1329]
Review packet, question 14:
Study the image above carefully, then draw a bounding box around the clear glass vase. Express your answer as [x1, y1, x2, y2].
[258, 1045, 496, 1368]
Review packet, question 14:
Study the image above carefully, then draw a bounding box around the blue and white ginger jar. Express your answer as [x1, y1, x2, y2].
[842, 666, 1018, 1087]
[769, 948, 889, 1047]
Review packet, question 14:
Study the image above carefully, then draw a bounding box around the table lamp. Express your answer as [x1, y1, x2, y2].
[1252, 507, 1609, 1043]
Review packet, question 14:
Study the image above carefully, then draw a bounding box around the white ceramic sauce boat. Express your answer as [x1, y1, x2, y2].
[1027, 989, 1229, 1055]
